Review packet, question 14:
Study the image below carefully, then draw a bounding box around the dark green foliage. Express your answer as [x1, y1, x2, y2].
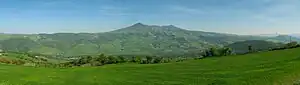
[205, 48, 218, 57]
[64, 54, 128, 67]
[134, 56, 142, 63]
[248, 45, 253, 53]
[202, 47, 234, 57]
[117, 56, 126, 63]
[107, 56, 118, 64]
[64, 54, 196, 67]
[220, 47, 233, 56]
[130, 56, 137, 63]
[145, 56, 153, 64]
[76, 56, 92, 65]
[210, 47, 220, 56]
[153, 57, 163, 63]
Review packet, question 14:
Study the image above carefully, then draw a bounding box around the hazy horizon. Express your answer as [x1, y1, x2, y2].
[1, 0, 300, 35]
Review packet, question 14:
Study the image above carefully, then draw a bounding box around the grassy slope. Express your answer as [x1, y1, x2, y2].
[1, 48, 300, 85]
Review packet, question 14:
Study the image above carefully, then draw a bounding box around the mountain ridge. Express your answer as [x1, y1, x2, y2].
[290, 34, 300, 38]
[0, 23, 299, 57]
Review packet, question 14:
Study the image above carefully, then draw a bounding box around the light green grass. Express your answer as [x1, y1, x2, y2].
[1, 48, 300, 85]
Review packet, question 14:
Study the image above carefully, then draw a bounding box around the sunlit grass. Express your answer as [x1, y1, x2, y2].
[1, 48, 300, 85]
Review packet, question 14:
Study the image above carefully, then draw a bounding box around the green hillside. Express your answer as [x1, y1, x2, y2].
[1, 48, 300, 85]
[0, 23, 299, 56]
[0, 52, 66, 66]
[227, 40, 284, 54]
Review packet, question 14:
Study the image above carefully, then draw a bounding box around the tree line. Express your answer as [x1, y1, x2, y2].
[1, 41, 299, 68]
[61, 41, 300, 68]
[58, 47, 234, 67]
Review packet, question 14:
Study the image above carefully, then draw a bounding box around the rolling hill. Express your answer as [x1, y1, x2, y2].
[1, 47, 300, 85]
[0, 23, 299, 57]
[227, 40, 284, 54]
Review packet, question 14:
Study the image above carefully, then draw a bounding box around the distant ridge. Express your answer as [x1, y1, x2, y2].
[290, 34, 300, 38]
[111, 23, 185, 33]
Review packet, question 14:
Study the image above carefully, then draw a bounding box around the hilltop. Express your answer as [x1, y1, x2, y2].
[0, 23, 299, 57]
[227, 40, 284, 54]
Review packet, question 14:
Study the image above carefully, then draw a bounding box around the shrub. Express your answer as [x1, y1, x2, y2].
[153, 57, 163, 64]
[145, 56, 153, 64]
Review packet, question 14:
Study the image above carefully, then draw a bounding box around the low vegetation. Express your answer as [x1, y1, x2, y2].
[1, 47, 300, 85]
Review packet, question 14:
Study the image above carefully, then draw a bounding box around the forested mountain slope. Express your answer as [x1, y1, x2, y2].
[0, 23, 299, 56]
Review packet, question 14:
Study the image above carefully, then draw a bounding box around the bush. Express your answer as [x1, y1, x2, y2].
[153, 57, 163, 64]
[107, 56, 117, 64]
[117, 56, 126, 63]
[146, 56, 153, 64]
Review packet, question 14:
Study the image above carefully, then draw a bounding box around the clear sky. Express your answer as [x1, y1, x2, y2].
[0, 0, 300, 34]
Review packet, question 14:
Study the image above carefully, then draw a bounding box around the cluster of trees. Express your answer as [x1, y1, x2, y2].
[0, 57, 25, 65]
[62, 54, 184, 67]
[202, 47, 233, 57]
[60, 47, 234, 67]
[0, 52, 53, 66]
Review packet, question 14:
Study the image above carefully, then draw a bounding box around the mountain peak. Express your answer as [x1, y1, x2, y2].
[131, 23, 146, 27]
[111, 23, 186, 33]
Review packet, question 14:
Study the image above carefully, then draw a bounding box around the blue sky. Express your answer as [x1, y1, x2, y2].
[0, 0, 300, 34]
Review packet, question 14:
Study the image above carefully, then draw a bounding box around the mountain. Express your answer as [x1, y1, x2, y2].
[227, 40, 284, 54]
[0, 23, 296, 57]
[256, 33, 280, 37]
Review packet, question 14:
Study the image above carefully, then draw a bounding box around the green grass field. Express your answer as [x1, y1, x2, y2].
[1, 48, 300, 85]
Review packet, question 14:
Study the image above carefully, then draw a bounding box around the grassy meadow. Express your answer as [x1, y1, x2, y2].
[1, 48, 300, 85]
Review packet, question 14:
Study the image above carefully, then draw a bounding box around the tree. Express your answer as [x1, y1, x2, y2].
[95, 54, 108, 65]
[220, 47, 232, 56]
[75, 56, 92, 66]
[153, 57, 163, 63]
[135, 56, 142, 63]
[248, 45, 253, 53]
[209, 47, 220, 57]
[146, 56, 153, 64]
[107, 56, 117, 64]
[130, 56, 137, 63]
[117, 56, 126, 63]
